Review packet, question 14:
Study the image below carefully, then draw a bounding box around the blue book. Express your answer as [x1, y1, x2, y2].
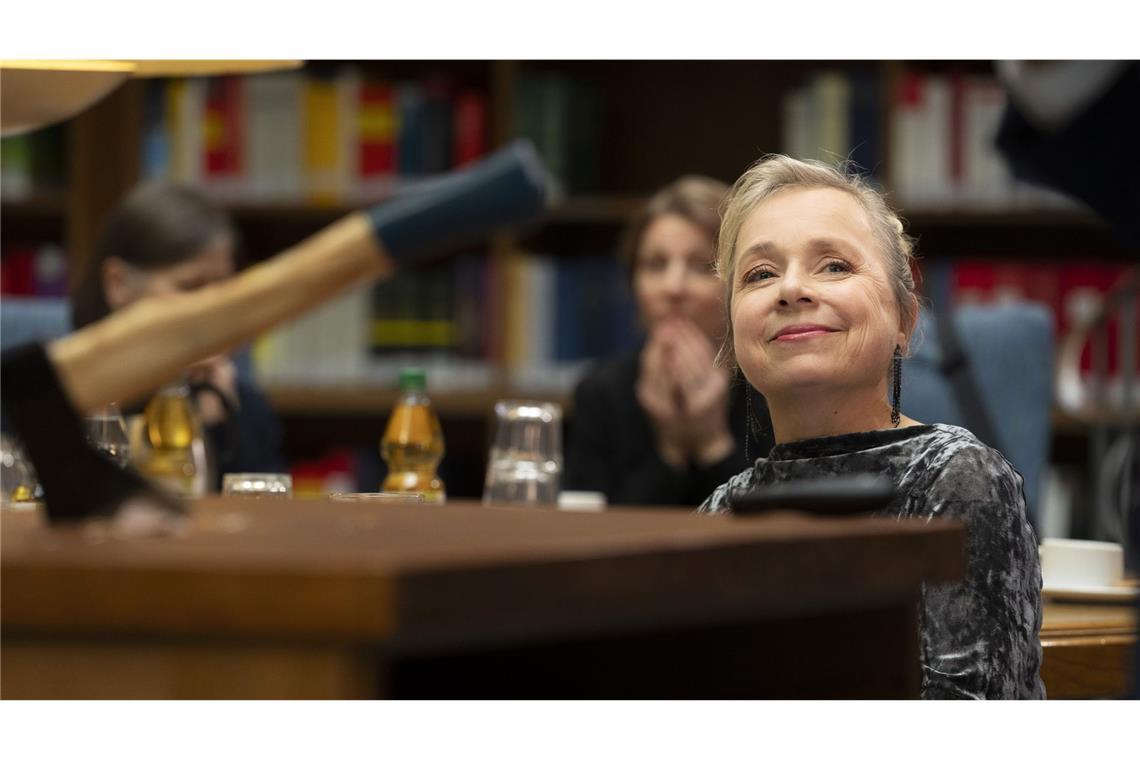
[554, 257, 585, 361]
[141, 80, 170, 181]
[397, 84, 426, 177]
[848, 70, 881, 180]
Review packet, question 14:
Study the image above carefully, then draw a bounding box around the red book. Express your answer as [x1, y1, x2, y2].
[0, 246, 36, 295]
[359, 81, 396, 184]
[453, 90, 487, 167]
[203, 77, 244, 190]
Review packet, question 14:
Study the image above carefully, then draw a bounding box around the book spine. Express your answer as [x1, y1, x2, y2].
[0, 135, 32, 199]
[358, 79, 397, 198]
[420, 78, 453, 176]
[920, 75, 952, 208]
[202, 76, 244, 199]
[889, 71, 923, 206]
[452, 90, 487, 167]
[781, 84, 809, 159]
[140, 80, 170, 181]
[304, 75, 342, 204]
[396, 83, 425, 178]
[813, 70, 851, 164]
[847, 70, 880, 178]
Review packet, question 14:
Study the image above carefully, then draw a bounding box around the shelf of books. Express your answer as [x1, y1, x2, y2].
[3, 60, 1136, 431]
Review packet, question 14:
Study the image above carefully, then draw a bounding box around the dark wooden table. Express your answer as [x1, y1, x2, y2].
[1, 498, 966, 698]
[1040, 601, 1137, 699]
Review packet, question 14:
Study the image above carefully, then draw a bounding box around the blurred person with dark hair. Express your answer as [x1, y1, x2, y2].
[71, 182, 285, 486]
[564, 176, 773, 507]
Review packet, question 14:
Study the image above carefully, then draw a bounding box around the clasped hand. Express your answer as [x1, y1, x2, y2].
[635, 317, 734, 470]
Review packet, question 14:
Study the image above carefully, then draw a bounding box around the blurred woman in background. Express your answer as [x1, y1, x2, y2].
[71, 182, 285, 486]
[564, 176, 773, 506]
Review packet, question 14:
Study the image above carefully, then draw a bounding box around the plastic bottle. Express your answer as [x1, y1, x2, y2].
[380, 368, 445, 502]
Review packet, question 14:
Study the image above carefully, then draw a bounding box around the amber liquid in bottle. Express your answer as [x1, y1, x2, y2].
[380, 370, 445, 503]
[140, 385, 200, 496]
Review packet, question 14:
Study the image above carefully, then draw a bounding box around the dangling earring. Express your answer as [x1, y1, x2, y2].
[890, 345, 903, 428]
[744, 385, 752, 462]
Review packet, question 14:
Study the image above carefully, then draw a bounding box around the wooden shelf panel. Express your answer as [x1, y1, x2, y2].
[266, 384, 570, 417]
[1, 195, 67, 217]
[267, 384, 1126, 437]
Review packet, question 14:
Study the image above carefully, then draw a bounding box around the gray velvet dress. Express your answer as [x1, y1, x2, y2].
[700, 423, 1046, 699]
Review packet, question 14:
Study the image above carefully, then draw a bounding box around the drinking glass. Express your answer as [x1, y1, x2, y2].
[483, 400, 562, 507]
[222, 473, 293, 498]
[1, 433, 39, 508]
[84, 403, 131, 469]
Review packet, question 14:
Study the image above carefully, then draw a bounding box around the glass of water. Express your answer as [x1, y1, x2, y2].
[84, 403, 131, 469]
[483, 400, 562, 507]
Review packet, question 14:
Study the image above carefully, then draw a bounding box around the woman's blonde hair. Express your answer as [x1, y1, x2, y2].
[715, 154, 919, 369]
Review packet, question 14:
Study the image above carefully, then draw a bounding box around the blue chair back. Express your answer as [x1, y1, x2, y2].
[903, 302, 1054, 523]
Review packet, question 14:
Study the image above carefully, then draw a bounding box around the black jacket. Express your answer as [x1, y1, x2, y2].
[564, 348, 773, 507]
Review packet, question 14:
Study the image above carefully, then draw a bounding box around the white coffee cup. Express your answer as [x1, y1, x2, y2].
[1040, 538, 1124, 589]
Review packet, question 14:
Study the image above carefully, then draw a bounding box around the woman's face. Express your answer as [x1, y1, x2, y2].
[730, 187, 905, 399]
[104, 235, 235, 311]
[633, 213, 725, 340]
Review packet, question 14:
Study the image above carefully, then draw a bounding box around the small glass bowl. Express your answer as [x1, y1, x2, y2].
[222, 473, 293, 498]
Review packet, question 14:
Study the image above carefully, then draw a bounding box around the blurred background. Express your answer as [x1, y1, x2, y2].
[1, 59, 1135, 536]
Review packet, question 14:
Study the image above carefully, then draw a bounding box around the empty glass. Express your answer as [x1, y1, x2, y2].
[1, 433, 39, 508]
[84, 403, 131, 469]
[483, 400, 562, 507]
[222, 473, 293, 498]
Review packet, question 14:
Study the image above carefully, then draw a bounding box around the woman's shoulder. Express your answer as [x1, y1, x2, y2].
[698, 466, 757, 514]
[916, 423, 1025, 506]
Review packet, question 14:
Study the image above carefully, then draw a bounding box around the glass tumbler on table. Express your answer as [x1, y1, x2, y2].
[83, 403, 131, 469]
[482, 400, 562, 507]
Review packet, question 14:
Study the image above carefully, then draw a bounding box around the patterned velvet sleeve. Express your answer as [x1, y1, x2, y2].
[697, 468, 754, 515]
[915, 443, 1046, 699]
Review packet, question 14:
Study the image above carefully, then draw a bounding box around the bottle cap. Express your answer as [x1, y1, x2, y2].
[398, 367, 427, 392]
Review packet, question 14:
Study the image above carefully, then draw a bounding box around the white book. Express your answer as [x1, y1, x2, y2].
[813, 71, 851, 165]
[917, 75, 953, 208]
[781, 85, 811, 161]
[246, 72, 304, 201]
[336, 67, 361, 204]
[890, 73, 924, 207]
[962, 78, 1013, 209]
[539, 255, 560, 371]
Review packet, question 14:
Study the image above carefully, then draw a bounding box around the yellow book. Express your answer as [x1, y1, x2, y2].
[165, 78, 185, 181]
[304, 78, 341, 204]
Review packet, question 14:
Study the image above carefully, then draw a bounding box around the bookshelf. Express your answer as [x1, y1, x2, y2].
[2, 60, 1135, 499]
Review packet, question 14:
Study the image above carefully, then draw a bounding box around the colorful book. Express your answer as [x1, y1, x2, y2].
[396, 83, 426, 177]
[813, 70, 851, 164]
[245, 72, 304, 200]
[203, 76, 244, 199]
[847, 69, 881, 178]
[304, 74, 343, 204]
[452, 90, 487, 167]
[357, 77, 398, 198]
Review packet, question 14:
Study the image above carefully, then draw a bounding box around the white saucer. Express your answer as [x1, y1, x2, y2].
[1041, 582, 1140, 603]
